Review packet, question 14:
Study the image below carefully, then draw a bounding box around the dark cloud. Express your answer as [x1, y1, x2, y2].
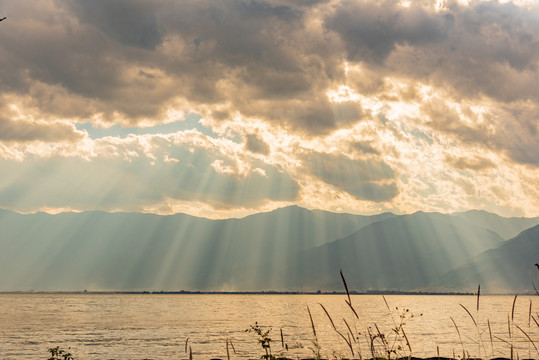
[350, 141, 380, 155]
[329, 1, 539, 102]
[245, 133, 270, 155]
[65, 0, 162, 50]
[302, 152, 397, 201]
[0, 0, 348, 133]
[326, 0, 450, 63]
[445, 155, 496, 171]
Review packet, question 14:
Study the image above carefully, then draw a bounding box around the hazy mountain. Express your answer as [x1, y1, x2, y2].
[0, 206, 393, 291]
[1, 207, 537, 292]
[282, 212, 506, 291]
[452, 210, 539, 239]
[435, 224, 539, 292]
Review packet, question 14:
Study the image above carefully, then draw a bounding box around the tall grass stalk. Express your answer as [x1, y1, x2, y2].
[450, 316, 465, 356]
[340, 269, 359, 319]
[307, 305, 321, 359]
[319, 303, 354, 357]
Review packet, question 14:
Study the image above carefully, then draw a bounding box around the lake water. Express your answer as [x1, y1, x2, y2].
[1, 294, 538, 359]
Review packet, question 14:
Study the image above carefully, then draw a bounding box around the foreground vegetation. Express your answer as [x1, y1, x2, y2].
[45, 270, 539, 360]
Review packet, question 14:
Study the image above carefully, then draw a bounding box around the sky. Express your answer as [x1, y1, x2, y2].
[0, 0, 538, 219]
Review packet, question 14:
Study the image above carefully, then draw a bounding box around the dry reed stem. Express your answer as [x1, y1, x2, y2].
[343, 318, 356, 344]
[307, 306, 316, 337]
[401, 326, 412, 353]
[319, 303, 354, 356]
[488, 319, 494, 356]
[529, 300, 532, 327]
[226, 338, 230, 360]
[340, 269, 359, 319]
[280, 328, 284, 349]
[493, 334, 512, 345]
[460, 303, 478, 327]
[382, 295, 398, 331]
[374, 323, 385, 346]
[340, 269, 352, 306]
[515, 324, 539, 356]
[477, 284, 480, 312]
[532, 314, 539, 328]
[367, 327, 375, 359]
[185, 337, 190, 353]
[450, 316, 465, 355]
[512, 294, 518, 321]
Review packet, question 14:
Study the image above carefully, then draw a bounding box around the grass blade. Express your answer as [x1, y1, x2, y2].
[307, 306, 316, 337]
[488, 319, 493, 356]
[530, 300, 532, 327]
[319, 303, 337, 330]
[532, 315, 539, 328]
[401, 326, 412, 353]
[477, 284, 480, 312]
[460, 303, 477, 327]
[319, 303, 354, 356]
[450, 316, 465, 355]
[340, 269, 352, 306]
[185, 337, 189, 353]
[512, 294, 518, 321]
[515, 324, 539, 356]
[340, 269, 360, 319]
[343, 318, 356, 344]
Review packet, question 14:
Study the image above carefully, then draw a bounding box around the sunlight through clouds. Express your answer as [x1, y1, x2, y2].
[0, 0, 537, 218]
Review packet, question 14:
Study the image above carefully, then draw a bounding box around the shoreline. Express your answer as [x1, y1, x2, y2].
[3, 290, 529, 295]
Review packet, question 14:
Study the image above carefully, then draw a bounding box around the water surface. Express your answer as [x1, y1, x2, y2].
[1, 294, 537, 359]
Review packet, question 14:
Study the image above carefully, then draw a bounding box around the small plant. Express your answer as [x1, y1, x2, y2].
[47, 346, 74, 360]
[247, 322, 275, 360]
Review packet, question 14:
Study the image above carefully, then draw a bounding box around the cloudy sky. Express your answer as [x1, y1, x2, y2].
[0, 0, 537, 218]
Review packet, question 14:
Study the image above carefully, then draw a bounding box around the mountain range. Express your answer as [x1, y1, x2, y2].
[0, 206, 537, 292]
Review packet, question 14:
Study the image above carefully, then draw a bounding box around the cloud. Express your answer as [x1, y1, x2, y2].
[245, 133, 270, 155]
[301, 151, 398, 202]
[0, 131, 299, 212]
[326, 0, 450, 63]
[0, 0, 537, 216]
[65, 0, 163, 50]
[0, 117, 84, 143]
[445, 155, 496, 171]
[0, 97, 85, 143]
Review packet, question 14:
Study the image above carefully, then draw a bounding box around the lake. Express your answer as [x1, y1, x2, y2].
[1, 294, 538, 359]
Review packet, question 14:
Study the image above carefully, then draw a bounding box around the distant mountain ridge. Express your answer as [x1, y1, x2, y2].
[0, 206, 537, 292]
[451, 210, 539, 239]
[281, 212, 506, 290]
[0, 206, 393, 291]
[435, 224, 539, 292]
